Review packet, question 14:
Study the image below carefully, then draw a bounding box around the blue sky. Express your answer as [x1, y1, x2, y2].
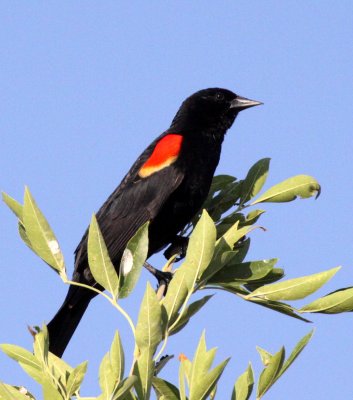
[1, 2, 353, 398]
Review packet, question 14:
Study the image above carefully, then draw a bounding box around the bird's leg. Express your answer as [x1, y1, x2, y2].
[143, 236, 189, 298]
[143, 261, 173, 286]
[163, 236, 189, 261]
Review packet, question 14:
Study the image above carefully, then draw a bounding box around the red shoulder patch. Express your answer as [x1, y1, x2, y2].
[139, 134, 183, 178]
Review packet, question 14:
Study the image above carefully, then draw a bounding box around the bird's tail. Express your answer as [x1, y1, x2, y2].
[47, 292, 91, 358]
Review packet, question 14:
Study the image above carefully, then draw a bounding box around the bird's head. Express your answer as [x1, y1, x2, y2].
[171, 88, 262, 134]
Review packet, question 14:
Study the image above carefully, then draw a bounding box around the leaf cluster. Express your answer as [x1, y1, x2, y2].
[1, 159, 351, 399]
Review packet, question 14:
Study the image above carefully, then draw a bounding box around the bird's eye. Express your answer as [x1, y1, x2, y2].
[215, 92, 224, 101]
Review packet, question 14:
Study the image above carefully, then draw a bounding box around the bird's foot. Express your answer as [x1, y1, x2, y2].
[143, 262, 173, 284]
[143, 261, 173, 297]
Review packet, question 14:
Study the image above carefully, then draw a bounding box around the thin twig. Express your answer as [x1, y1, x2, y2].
[65, 279, 136, 337]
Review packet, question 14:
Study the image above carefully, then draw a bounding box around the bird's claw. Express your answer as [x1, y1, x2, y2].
[154, 270, 173, 285]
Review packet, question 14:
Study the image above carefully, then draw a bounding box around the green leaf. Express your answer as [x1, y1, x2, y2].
[11, 386, 35, 399]
[256, 347, 273, 366]
[152, 377, 180, 400]
[33, 327, 49, 366]
[0, 383, 33, 400]
[164, 211, 216, 326]
[216, 220, 238, 247]
[208, 259, 278, 285]
[135, 282, 163, 353]
[209, 175, 237, 193]
[246, 267, 340, 301]
[199, 237, 232, 285]
[180, 355, 192, 386]
[88, 214, 119, 297]
[276, 330, 314, 381]
[247, 297, 311, 323]
[210, 282, 250, 296]
[231, 237, 251, 265]
[188, 331, 230, 400]
[216, 213, 244, 238]
[162, 268, 189, 323]
[23, 187, 66, 276]
[202, 224, 255, 285]
[1, 193, 33, 263]
[211, 283, 310, 322]
[98, 331, 125, 398]
[189, 331, 215, 387]
[19, 362, 45, 385]
[110, 331, 125, 384]
[300, 287, 353, 313]
[178, 355, 188, 400]
[255, 331, 313, 400]
[169, 295, 213, 335]
[2, 192, 23, 220]
[66, 361, 88, 396]
[113, 376, 137, 400]
[42, 377, 63, 400]
[201, 174, 237, 223]
[0, 344, 41, 369]
[256, 347, 285, 399]
[216, 210, 264, 238]
[134, 285, 159, 399]
[47, 352, 73, 387]
[154, 355, 174, 376]
[205, 181, 242, 221]
[231, 363, 254, 400]
[18, 221, 33, 250]
[134, 348, 155, 400]
[99, 352, 115, 396]
[1, 343, 45, 384]
[219, 223, 258, 250]
[240, 158, 270, 204]
[210, 385, 217, 400]
[194, 357, 229, 400]
[118, 222, 149, 299]
[241, 210, 265, 226]
[185, 210, 216, 281]
[251, 175, 321, 205]
[245, 268, 284, 291]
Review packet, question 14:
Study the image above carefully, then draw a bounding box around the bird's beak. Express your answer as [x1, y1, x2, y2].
[230, 96, 263, 111]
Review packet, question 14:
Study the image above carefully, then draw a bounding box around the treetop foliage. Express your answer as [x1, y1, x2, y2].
[2, 159, 351, 399]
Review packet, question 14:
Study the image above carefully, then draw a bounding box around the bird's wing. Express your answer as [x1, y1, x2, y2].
[98, 165, 184, 260]
[74, 132, 185, 271]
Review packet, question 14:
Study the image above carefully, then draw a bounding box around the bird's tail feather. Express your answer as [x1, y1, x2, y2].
[47, 295, 91, 358]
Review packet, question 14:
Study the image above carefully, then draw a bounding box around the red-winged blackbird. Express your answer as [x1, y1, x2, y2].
[47, 88, 262, 357]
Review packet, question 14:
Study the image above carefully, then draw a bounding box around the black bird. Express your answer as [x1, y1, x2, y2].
[47, 88, 262, 357]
